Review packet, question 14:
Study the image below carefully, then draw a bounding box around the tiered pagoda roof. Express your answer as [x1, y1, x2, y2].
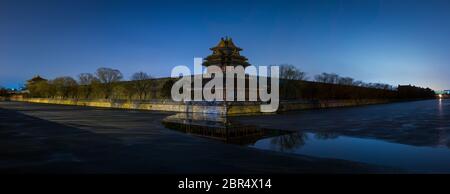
[203, 37, 250, 69]
[27, 75, 47, 84]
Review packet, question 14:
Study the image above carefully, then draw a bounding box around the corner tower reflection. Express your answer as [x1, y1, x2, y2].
[162, 113, 305, 147]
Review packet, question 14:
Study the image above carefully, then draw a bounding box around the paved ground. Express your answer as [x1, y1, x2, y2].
[0, 101, 392, 173]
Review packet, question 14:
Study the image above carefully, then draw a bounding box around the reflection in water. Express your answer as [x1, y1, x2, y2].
[313, 131, 339, 140]
[162, 113, 292, 145]
[163, 113, 344, 150]
[269, 133, 307, 151]
[251, 133, 450, 173]
[162, 100, 450, 173]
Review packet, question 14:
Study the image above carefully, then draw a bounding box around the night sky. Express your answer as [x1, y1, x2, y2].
[1, 0, 450, 90]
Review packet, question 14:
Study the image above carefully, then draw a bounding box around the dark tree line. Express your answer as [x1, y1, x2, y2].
[278, 64, 434, 100]
[397, 85, 435, 99]
[279, 64, 396, 90]
[26, 67, 174, 100]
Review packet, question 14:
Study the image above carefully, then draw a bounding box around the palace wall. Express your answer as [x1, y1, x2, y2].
[8, 97, 398, 115]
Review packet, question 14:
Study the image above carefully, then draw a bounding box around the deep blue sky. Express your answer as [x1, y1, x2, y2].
[1, 0, 450, 90]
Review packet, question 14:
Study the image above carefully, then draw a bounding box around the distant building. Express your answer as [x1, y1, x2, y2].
[22, 75, 48, 95]
[26, 75, 47, 86]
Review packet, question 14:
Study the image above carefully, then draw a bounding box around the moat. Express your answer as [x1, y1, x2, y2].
[249, 99, 450, 172]
[163, 99, 450, 173]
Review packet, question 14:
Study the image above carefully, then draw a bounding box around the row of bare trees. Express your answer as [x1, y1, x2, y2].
[278, 64, 401, 100]
[279, 64, 395, 90]
[27, 67, 163, 100]
[75, 67, 125, 99]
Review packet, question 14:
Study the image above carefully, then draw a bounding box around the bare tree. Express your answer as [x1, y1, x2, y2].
[327, 73, 339, 84]
[351, 81, 394, 90]
[78, 73, 98, 85]
[131, 71, 153, 100]
[314, 73, 327, 83]
[338, 77, 354, 85]
[352, 80, 364, 87]
[315, 72, 338, 84]
[95, 67, 123, 99]
[78, 73, 100, 99]
[35, 81, 53, 98]
[270, 132, 307, 151]
[371, 83, 393, 90]
[279, 64, 307, 80]
[278, 65, 307, 99]
[161, 79, 175, 99]
[51, 76, 78, 98]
